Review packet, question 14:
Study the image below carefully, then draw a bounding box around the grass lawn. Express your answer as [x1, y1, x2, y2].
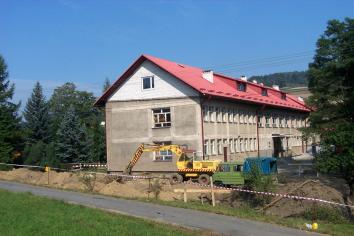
[0, 189, 198, 236]
[143, 199, 354, 236]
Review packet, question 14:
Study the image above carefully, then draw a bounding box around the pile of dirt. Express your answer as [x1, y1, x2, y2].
[265, 178, 350, 218]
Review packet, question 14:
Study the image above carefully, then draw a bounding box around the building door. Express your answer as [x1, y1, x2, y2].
[273, 137, 282, 157]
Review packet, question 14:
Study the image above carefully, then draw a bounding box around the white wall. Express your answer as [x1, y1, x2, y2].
[108, 61, 198, 101]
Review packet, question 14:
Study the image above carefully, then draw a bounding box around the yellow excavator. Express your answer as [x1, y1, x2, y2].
[124, 143, 221, 184]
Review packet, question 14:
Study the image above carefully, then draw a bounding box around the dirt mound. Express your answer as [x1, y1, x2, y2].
[265, 179, 348, 217]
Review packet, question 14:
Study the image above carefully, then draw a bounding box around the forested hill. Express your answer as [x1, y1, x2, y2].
[249, 71, 308, 88]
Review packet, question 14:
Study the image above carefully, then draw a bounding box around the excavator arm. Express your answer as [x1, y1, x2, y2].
[124, 144, 187, 174]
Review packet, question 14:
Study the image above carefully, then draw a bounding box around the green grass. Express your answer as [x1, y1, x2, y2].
[140, 199, 354, 236]
[0, 189, 198, 236]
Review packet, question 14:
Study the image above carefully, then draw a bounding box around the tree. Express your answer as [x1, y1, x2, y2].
[103, 77, 111, 92]
[49, 82, 106, 163]
[306, 18, 354, 195]
[0, 55, 22, 165]
[55, 105, 91, 163]
[23, 82, 50, 144]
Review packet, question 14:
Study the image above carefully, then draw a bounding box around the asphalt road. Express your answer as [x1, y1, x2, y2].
[0, 180, 321, 236]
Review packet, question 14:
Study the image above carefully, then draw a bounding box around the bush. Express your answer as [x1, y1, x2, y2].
[244, 165, 276, 206]
[303, 205, 348, 223]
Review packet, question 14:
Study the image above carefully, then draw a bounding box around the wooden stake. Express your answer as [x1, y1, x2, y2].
[183, 182, 187, 203]
[47, 168, 50, 185]
[210, 176, 215, 207]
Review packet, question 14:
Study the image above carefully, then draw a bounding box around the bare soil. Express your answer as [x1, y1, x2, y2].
[0, 168, 352, 218]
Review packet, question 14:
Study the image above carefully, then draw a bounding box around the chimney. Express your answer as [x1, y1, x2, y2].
[252, 80, 257, 84]
[298, 96, 304, 102]
[272, 85, 280, 90]
[240, 75, 248, 81]
[260, 83, 264, 86]
[202, 70, 213, 83]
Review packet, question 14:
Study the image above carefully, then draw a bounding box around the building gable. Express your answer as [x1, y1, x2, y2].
[108, 60, 199, 101]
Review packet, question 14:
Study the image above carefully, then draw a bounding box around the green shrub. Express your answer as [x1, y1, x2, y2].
[303, 205, 348, 223]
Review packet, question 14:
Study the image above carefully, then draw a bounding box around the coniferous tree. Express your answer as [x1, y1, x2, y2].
[23, 82, 50, 144]
[55, 105, 90, 163]
[103, 77, 111, 92]
[0, 55, 21, 165]
[305, 18, 354, 195]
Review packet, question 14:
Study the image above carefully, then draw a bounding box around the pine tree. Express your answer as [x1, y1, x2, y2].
[103, 77, 111, 93]
[306, 18, 354, 195]
[23, 82, 50, 144]
[55, 105, 90, 163]
[0, 55, 21, 164]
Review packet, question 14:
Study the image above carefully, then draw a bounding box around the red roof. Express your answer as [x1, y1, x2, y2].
[95, 54, 311, 112]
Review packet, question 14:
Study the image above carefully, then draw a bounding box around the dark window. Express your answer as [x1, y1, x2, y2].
[281, 93, 286, 100]
[237, 82, 246, 92]
[221, 165, 231, 172]
[233, 165, 243, 172]
[153, 108, 171, 128]
[261, 88, 268, 96]
[142, 76, 154, 90]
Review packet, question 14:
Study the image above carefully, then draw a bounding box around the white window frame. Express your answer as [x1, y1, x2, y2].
[211, 139, 217, 155]
[210, 106, 216, 122]
[240, 138, 244, 152]
[204, 140, 210, 156]
[230, 139, 234, 153]
[216, 107, 222, 122]
[142, 76, 154, 90]
[240, 111, 244, 124]
[217, 139, 223, 154]
[228, 109, 233, 123]
[222, 108, 227, 122]
[152, 108, 171, 128]
[235, 138, 239, 153]
[203, 106, 209, 122]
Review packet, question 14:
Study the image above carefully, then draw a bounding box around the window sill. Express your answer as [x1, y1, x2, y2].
[153, 160, 173, 162]
[152, 126, 171, 129]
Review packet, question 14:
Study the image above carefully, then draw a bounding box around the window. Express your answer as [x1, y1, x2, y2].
[272, 115, 277, 125]
[220, 164, 230, 172]
[153, 108, 171, 128]
[228, 109, 233, 122]
[240, 138, 244, 152]
[237, 82, 246, 92]
[281, 93, 286, 100]
[261, 88, 268, 96]
[244, 112, 248, 124]
[210, 107, 216, 122]
[211, 140, 217, 155]
[230, 139, 234, 153]
[217, 139, 223, 154]
[222, 108, 227, 122]
[142, 76, 154, 90]
[233, 165, 243, 172]
[223, 139, 228, 152]
[216, 108, 222, 122]
[245, 138, 249, 151]
[254, 138, 257, 151]
[265, 115, 270, 126]
[154, 141, 172, 161]
[250, 138, 254, 151]
[203, 106, 209, 122]
[235, 138, 239, 153]
[233, 110, 239, 123]
[204, 140, 210, 156]
[240, 111, 244, 123]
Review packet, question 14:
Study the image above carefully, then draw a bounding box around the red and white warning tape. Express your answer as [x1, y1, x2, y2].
[1, 162, 352, 209]
[72, 163, 107, 169]
[183, 181, 354, 209]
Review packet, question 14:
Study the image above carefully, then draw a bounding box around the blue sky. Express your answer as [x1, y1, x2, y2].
[1, 0, 353, 106]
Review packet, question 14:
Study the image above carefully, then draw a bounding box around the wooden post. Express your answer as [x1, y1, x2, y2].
[183, 182, 187, 203]
[210, 176, 215, 207]
[47, 168, 50, 185]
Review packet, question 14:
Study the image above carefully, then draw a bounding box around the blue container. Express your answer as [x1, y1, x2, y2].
[243, 157, 278, 175]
